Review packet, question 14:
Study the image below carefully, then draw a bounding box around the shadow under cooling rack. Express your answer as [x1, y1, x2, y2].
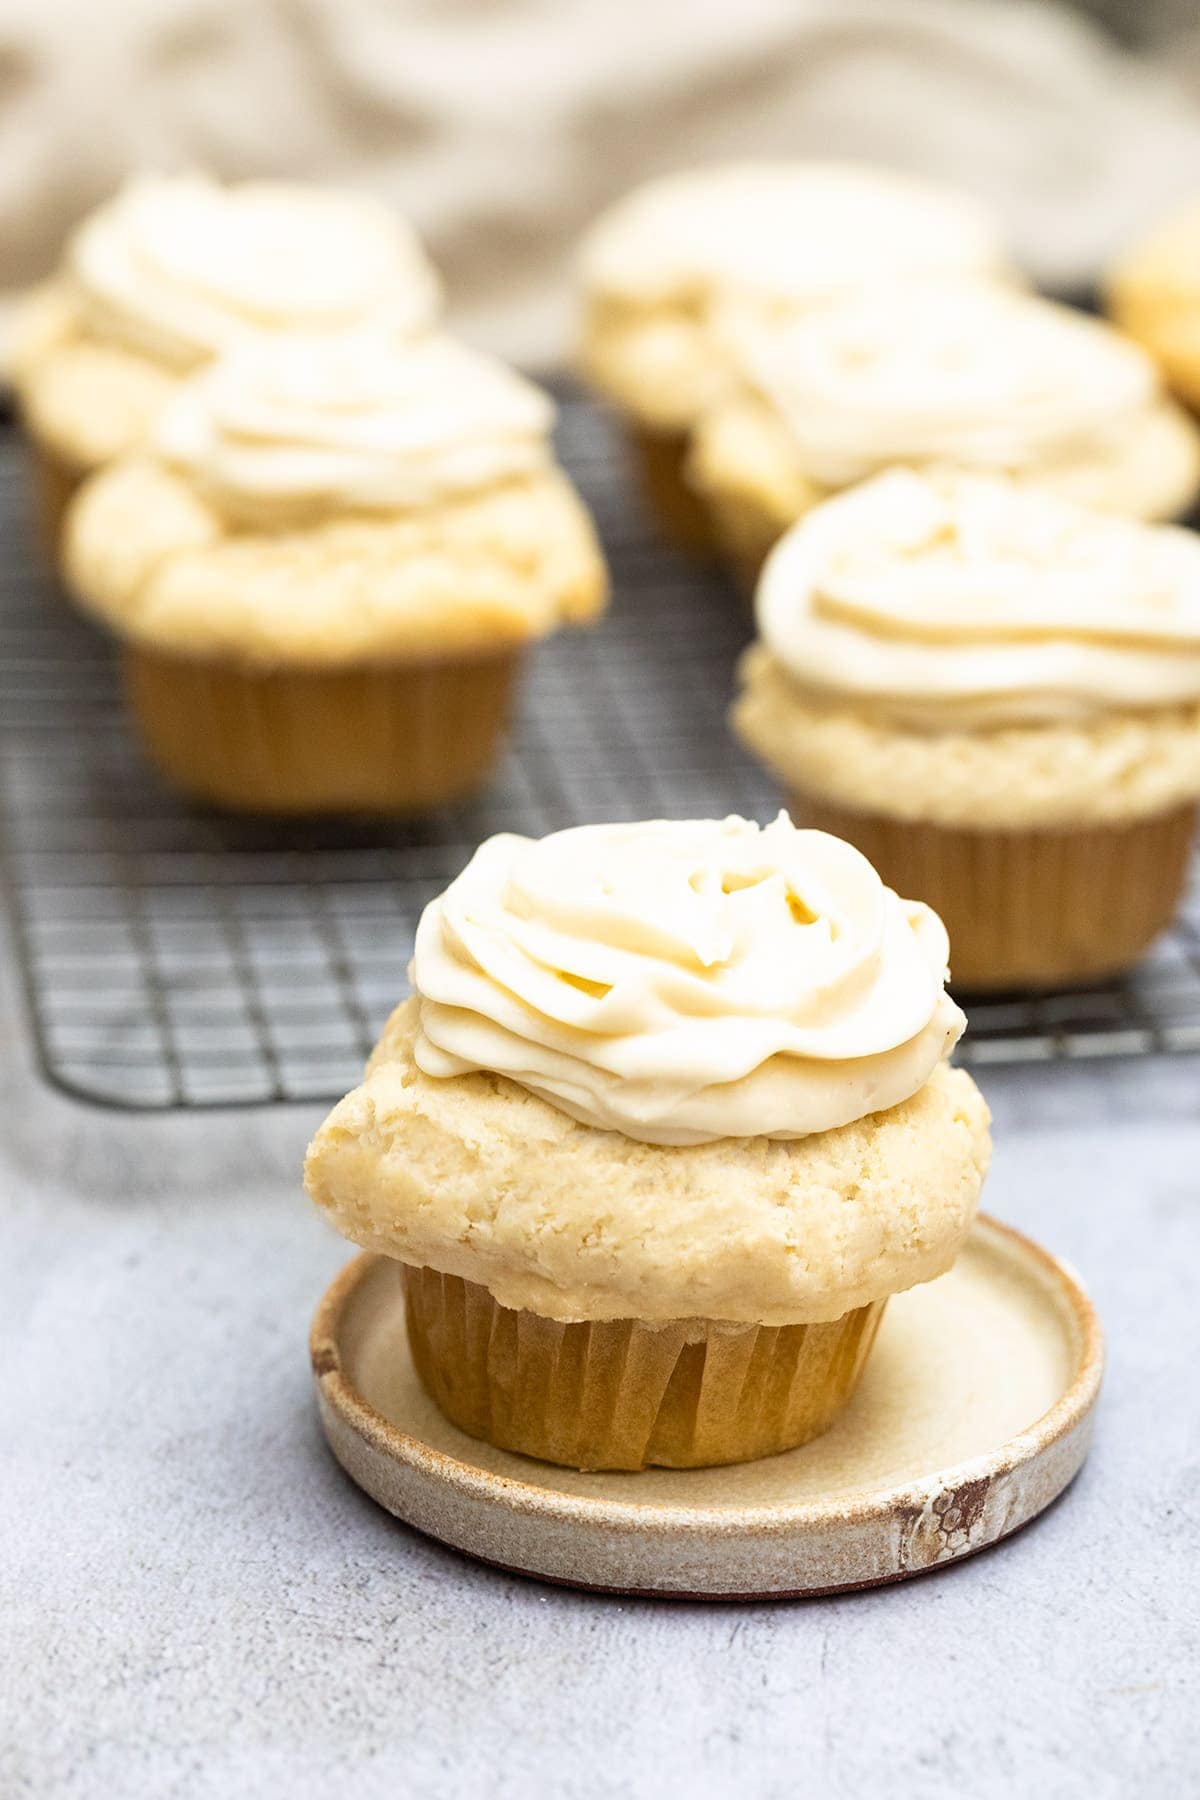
[1, 399, 1199, 1109]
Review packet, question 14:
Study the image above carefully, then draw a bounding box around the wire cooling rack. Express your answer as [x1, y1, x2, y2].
[1, 400, 1199, 1109]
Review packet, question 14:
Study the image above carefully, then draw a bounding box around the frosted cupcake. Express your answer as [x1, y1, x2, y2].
[690, 283, 1200, 589]
[576, 163, 1010, 553]
[10, 173, 440, 546]
[1107, 200, 1200, 414]
[63, 331, 606, 814]
[305, 814, 991, 1472]
[734, 469, 1200, 988]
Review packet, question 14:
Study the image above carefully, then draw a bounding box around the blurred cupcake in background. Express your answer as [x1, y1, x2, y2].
[733, 468, 1200, 989]
[691, 283, 1200, 589]
[9, 173, 441, 550]
[575, 163, 1012, 555]
[305, 813, 990, 1471]
[62, 330, 607, 815]
[1107, 199, 1200, 415]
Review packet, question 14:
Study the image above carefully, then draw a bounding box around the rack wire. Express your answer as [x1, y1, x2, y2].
[1, 400, 1198, 1109]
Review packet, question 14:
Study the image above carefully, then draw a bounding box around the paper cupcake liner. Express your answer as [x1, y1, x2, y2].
[628, 425, 719, 559]
[794, 793, 1197, 990]
[404, 1265, 886, 1472]
[123, 644, 522, 814]
[29, 445, 85, 564]
[692, 476, 799, 597]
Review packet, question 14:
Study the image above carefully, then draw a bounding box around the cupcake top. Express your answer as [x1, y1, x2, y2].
[1108, 197, 1200, 327]
[156, 331, 555, 526]
[1106, 199, 1200, 408]
[723, 284, 1162, 491]
[1107, 199, 1200, 310]
[57, 173, 439, 369]
[734, 470, 1200, 829]
[305, 814, 988, 1323]
[63, 331, 606, 665]
[11, 174, 442, 474]
[756, 469, 1200, 730]
[413, 813, 963, 1145]
[577, 164, 1010, 432]
[579, 162, 1008, 309]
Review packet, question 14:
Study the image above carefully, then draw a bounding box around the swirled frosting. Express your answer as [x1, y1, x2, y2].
[67, 174, 440, 369]
[729, 284, 1160, 488]
[756, 468, 1200, 729]
[155, 332, 555, 522]
[412, 814, 964, 1146]
[580, 162, 1008, 305]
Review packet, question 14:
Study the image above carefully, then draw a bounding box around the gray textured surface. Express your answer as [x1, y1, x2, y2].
[2, 930, 1198, 1800]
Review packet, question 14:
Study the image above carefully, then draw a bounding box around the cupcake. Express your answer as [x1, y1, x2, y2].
[62, 331, 607, 814]
[305, 813, 991, 1471]
[9, 173, 441, 548]
[1107, 200, 1200, 414]
[733, 468, 1200, 989]
[576, 163, 1011, 555]
[690, 283, 1200, 590]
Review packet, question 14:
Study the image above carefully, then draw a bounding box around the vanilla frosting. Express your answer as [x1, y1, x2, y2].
[67, 174, 440, 369]
[411, 814, 964, 1146]
[155, 332, 555, 523]
[756, 469, 1200, 729]
[580, 162, 1007, 306]
[728, 284, 1161, 490]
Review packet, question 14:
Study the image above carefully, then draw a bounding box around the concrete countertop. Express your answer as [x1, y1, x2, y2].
[2, 931, 1197, 1800]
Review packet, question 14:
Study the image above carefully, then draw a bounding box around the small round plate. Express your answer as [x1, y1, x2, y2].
[310, 1215, 1102, 1599]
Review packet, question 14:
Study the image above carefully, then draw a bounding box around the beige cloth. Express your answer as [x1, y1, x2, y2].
[4, 0, 1200, 367]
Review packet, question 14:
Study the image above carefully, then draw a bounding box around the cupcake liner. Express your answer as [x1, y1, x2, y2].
[404, 1265, 886, 1472]
[628, 425, 718, 559]
[29, 445, 84, 564]
[123, 644, 522, 814]
[794, 793, 1197, 990]
[692, 475, 794, 595]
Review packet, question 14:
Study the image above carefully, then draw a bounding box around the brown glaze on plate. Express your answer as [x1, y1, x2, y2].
[310, 1214, 1103, 1599]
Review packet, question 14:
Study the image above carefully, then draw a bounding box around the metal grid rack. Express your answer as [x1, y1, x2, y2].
[1, 398, 1199, 1110]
